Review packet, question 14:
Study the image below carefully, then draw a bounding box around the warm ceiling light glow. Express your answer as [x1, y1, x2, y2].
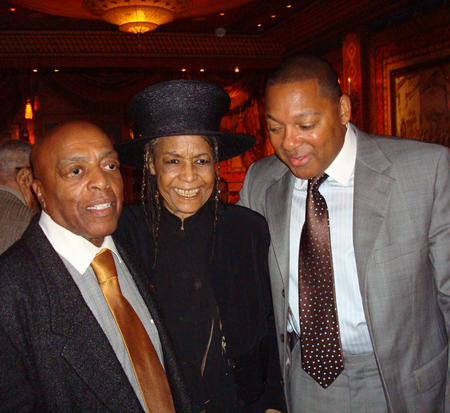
[181, 68, 187, 72]
[257, 23, 262, 27]
[219, 12, 225, 16]
[54, 69, 59, 72]
[271, 14, 276, 18]
[82, 0, 192, 34]
[32, 69, 38, 72]
[287, 4, 292, 8]
[10, 8, 16, 12]
[235, 67, 240, 72]
[25, 100, 33, 120]
[199, 69, 205, 72]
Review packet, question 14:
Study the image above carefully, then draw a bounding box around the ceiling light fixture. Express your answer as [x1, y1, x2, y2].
[82, 0, 192, 34]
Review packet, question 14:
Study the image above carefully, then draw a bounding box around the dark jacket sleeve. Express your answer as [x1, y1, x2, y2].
[244, 211, 287, 412]
[213, 205, 287, 412]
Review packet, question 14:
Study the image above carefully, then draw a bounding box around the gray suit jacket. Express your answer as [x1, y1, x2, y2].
[0, 187, 36, 255]
[239, 124, 450, 412]
[0, 215, 191, 412]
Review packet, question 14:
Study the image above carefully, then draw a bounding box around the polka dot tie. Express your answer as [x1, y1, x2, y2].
[299, 174, 344, 388]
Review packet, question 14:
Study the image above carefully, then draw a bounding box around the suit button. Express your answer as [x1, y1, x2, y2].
[280, 334, 285, 343]
[282, 289, 285, 298]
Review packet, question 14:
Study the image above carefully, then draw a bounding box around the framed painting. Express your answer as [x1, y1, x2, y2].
[389, 53, 450, 147]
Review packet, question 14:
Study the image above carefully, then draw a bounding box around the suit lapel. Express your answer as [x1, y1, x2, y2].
[266, 169, 296, 287]
[353, 127, 394, 298]
[23, 220, 142, 411]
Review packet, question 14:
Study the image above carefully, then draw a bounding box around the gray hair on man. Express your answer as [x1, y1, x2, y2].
[0, 140, 32, 184]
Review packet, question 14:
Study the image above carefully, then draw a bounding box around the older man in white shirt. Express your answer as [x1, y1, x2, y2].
[0, 121, 190, 412]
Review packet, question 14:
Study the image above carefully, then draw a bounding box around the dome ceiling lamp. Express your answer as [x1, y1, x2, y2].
[9, 1, 256, 31]
[81, 0, 193, 34]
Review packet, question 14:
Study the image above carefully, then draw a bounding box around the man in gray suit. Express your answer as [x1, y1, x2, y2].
[0, 140, 38, 254]
[239, 54, 450, 412]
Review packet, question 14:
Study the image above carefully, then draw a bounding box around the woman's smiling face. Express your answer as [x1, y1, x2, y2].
[149, 135, 215, 222]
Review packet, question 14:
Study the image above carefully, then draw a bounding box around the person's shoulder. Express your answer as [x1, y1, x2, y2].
[361, 129, 448, 159]
[249, 153, 287, 174]
[1, 194, 36, 219]
[243, 154, 290, 195]
[216, 204, 270, 251]
[0, 237, 38, 291]
[0, 216, 49, 271]
[218, 203, 268, 231]
[0, 188, 20, 202]
[117, 202, 145, 230]
[121, 202, 145, 218]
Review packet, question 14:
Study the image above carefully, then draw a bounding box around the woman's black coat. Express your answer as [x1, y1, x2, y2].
[115, 202, 286, 411]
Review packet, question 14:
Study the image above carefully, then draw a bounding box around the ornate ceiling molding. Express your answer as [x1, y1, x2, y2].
[0, 30, 284, 69]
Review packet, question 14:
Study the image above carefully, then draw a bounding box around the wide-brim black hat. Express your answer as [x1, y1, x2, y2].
[115, 79, 256, 169]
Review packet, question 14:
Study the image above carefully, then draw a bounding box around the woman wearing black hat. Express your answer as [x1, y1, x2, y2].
[115, 80, 286, 413]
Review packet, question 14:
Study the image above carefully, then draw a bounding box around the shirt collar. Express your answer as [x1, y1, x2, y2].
[39, 211, 121, 274]
[294, 123, 357, 191]
[325, 123, 356, 186]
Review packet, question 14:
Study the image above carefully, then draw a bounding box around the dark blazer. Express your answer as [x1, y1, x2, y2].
[115, 203, 286, 411]
[0, 215, 191, 412]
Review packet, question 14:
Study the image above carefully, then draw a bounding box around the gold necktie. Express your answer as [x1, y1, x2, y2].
[91, 248, 175, 412]
[299, 174, 344, 388]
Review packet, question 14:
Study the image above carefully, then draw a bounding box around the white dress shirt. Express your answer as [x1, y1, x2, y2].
[39, 211, 164, 409]
[288, 124, 373, 353]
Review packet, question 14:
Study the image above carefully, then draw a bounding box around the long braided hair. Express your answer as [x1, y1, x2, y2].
[141, 135, 221, 267]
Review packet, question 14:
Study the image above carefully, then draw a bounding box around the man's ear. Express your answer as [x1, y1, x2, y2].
[16, 168, 39, 211]
[16, 167, 32, 188]
[31, 179, 46, 211]
[339, 94, 352, 125]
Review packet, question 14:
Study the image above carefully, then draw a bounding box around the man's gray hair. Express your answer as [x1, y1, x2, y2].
[0, 140, 32, 184]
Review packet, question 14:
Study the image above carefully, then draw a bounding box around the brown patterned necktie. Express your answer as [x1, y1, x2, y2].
[91, 248, 175, 412]
[299, 174, 344, 388]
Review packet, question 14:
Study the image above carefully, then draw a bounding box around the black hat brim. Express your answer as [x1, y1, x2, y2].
[115, 131, 256, 169]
